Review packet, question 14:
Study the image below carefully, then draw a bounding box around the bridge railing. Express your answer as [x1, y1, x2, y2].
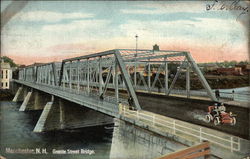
[120, 105, 241, 153]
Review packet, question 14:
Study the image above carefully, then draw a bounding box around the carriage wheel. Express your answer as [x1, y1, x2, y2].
[214, 117, 220, 126]
[231, 117, 236, 126]
[205, 114, 212, 123]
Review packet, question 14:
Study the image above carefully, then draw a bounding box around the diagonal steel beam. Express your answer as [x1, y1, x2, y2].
[151, 64, 164, 88]
[114, 50, 141, 110]
[185, 52, 217, 101]
[166, 60, 186, 95]
[103, 65, 113, 95]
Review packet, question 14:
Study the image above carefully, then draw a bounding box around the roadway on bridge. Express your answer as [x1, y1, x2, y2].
[136, 92, 249, 139]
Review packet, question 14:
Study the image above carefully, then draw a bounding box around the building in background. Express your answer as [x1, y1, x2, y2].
[0, 60, 12, 89]
[216, 67, 243, 76]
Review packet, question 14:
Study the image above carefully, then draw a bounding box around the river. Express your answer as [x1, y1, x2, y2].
[0, 101, 172, 159]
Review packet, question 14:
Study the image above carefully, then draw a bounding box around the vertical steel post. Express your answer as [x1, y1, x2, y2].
[134, 62, 137, 87]
[164, 57, 168, 95]
[87, 59, 90, 94]
[39, 67, 42, 83]
[63, 68, 65, 90]
[148, 60, 151, 93]
[42, 66, 44, 83]
[186, 63, 190, 98]
[115, 59, 119, 102]
[77, 60, 80, 93]
[42, 66, 44, 84]
[58, 62, 65, 86]
[24, 68, 26, 81]
[45, 66, 48, 84]
[52, 63, 57, 86]
[69, 62, 72, 90]
[34, 66, 37, 83]
[48, 65, 51, 85]
[99, 56, 102, 95]
[112, 63, 115, 86]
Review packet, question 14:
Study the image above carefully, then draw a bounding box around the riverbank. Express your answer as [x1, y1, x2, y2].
[0, 89, 14, 101]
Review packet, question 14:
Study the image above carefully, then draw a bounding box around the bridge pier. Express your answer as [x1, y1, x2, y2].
[19, 90, 51, 111]
[34, 97, 114, 132]
[12, 86, 29, 102]
[249, 108, 250, 140]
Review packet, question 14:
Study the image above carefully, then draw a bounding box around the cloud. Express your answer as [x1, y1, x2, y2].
[121, 1, 206, 14]
[2, 18, 111, 58]
[119, 18, 246, 44]
[17, 11, 94, 22]
[121, 9, 168, 15]
[42, 19, 110, 32]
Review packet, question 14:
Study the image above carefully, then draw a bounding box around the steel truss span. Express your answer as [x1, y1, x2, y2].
[17, 49, 217, 111]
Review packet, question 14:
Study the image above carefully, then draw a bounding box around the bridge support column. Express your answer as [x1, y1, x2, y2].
[249, 109, 250, 140]
[34, 97, 113, 132]
[12, 86, 28, 102]
[19, 90, 51, 111]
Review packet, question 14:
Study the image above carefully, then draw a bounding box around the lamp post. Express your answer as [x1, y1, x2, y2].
[134, 34, 138, 86]
[135, 34, 138, 57]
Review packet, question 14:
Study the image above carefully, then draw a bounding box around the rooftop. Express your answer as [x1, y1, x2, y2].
[0, 62, 11, 69]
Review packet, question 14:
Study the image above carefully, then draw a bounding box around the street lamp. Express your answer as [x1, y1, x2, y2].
[135, 34, 138, 57]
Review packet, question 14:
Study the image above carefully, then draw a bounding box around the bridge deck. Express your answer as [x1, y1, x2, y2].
[14, 80, 119, 118]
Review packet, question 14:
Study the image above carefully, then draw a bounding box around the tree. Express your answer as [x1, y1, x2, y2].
[0, 56, 17, 67]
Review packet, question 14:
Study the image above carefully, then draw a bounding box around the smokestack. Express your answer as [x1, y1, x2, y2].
[153, 44, 159, 51]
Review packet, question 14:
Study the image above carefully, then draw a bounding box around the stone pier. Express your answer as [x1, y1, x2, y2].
[12, 86, 28, 102]
[19, 90, 51, 111]
[34, 97, 114, 132]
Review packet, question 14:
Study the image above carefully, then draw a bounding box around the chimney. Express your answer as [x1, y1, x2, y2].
[153, 44, 159, 51]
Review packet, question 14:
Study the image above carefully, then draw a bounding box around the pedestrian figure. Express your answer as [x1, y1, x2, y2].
[215, 89, 220, 101]
[128, 96, 133, 110]
[232, 90, 235, 100]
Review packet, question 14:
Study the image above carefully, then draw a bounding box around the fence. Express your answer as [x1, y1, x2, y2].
[121, 105, 240, 153]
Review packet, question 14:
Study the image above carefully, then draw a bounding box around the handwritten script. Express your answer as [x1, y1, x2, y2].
[206, 0, 248, 19]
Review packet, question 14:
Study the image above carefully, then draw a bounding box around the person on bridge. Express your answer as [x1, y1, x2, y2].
[218, 103, 226, 112]
[128, 96, 134, 110]
[211, 103, 219, 116]
[215, 89, 220, 101]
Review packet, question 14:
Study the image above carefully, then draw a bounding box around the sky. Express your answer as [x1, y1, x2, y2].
[1, 1, 249, 65]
